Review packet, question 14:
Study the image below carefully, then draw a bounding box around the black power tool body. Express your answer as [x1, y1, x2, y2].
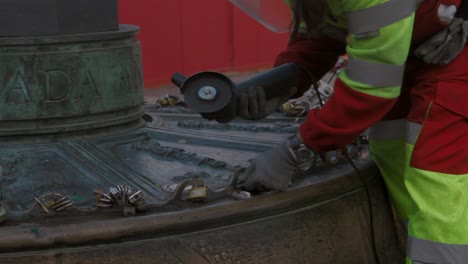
[171, 63, 302, 123]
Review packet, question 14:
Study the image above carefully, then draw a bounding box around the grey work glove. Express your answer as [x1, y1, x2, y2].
[415, 17, 468, 65]
[238, 138, 298, 192]
[237, 86, 295, 120]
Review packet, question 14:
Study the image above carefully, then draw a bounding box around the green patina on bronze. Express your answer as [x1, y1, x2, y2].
[0, 25, 144, 136]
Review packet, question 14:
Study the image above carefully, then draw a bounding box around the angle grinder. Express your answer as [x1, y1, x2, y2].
[171, 63, 302, 123]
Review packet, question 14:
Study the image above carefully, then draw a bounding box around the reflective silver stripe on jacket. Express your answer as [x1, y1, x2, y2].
[347, 0, 416, 36]
[345, 57, 406, 87]
[408, 236, 468, 264]
[406, 121, 421, 145]
[369, 119, 422, 144]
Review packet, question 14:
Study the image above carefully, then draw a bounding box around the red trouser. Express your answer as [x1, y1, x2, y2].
[382, 47, 468, 175]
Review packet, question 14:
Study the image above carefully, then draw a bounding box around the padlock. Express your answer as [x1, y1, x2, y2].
[128, 190, 144, 205]
[125, 186, 133, 197]
[280, 101, 293, 113]
[123, 206, 136, 217]
[280, 101, 309, 117]
[38, 193, 73, 212]
[51, 199, 70, 209]
[55, 201, 73, 212]
[35, 196, 50, 214]
[109, 187, 123, 206]
[94, 202, 113, 208]
[321, 151, 339, 164]
[99, 197, 113, 203]
[188, 185, 208, 202]
[49, 196, 68, 208]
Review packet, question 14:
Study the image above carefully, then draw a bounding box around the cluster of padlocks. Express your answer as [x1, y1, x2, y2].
[34, 193, 73, 214]
[94, 185, 146, 216]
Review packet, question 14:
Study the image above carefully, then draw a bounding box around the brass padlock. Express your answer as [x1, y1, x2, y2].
[188, 184, 207, 202]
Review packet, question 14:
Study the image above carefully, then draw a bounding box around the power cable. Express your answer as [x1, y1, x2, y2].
[300, 66, 381, 264]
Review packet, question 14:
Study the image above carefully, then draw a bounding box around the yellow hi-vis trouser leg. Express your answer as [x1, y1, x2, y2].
[370, 119, 468, 264]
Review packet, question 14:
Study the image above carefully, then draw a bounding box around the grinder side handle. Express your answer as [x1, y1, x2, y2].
[171, 72, 188, 89]
[235, 63, 300, 99]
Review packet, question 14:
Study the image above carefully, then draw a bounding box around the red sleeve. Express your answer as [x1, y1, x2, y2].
[273, 34, 395, 153]
[412, 0, 460, 47]
[299, 78, 397, 153]
[274, 34, 347, 97]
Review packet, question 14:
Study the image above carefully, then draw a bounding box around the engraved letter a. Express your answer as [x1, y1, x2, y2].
[75, 70, 100, 100]
[4, 72, 31, 104]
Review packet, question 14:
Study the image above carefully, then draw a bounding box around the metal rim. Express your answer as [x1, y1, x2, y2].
[0, 25, 140, 46]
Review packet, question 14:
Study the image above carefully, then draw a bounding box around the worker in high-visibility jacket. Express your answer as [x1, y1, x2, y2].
[230, 0, 468, 263]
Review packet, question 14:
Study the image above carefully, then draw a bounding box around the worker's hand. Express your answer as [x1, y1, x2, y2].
[237, 86, 293, 120]
[415, 17, 468, 65]
[238, 138, 298, 192]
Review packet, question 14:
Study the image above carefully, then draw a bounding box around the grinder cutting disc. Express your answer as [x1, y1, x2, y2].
[180, 72, 235, 113]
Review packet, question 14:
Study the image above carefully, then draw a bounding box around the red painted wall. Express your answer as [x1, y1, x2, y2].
[119, 0, 289, 88]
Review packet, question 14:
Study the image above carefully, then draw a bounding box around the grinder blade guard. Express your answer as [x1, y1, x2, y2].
[172, 63, 301, 123]
[171, 71, 235, 114]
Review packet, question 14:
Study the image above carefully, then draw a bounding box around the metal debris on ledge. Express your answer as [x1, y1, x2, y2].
[319, 138, 365, 165]
[34, 192, 73, 214]
[232, 191, 251, 200]
[93, 185, 147, 217]
[155, 94, 185, 108]
[288, 137, 366, 172]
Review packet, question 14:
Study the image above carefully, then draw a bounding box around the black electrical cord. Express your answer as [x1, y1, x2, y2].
[343, 152, 382, 264]
[301, 67, 381, 264]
